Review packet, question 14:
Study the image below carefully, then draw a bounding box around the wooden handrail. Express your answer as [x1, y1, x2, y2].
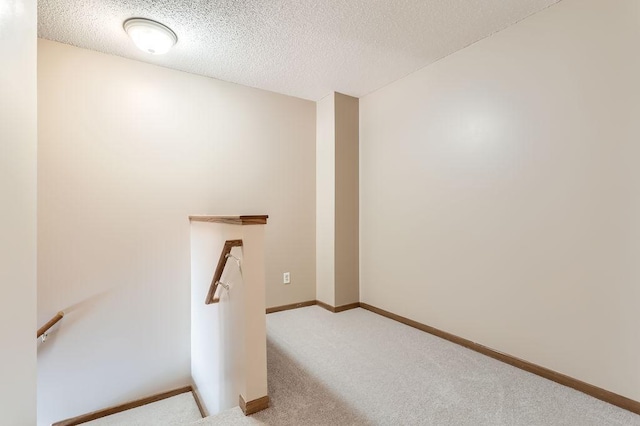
[37, 311, 65, 338]
[205, 239, 243, 304]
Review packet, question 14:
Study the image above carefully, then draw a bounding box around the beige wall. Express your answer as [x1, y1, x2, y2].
[37, 39, 315, 424]
[360, 0, 640, 401]
[240, 225, 268, 402]
[334, 93, 359, 306]
[316, 92, 359, 307]
[0, 1, 37, 424]
[316, 93, 336, 305]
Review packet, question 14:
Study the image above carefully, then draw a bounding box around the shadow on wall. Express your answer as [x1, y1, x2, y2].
[252, 338, 372, 425]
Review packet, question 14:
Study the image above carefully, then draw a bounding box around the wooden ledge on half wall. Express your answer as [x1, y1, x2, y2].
[189, 215, 268, 225]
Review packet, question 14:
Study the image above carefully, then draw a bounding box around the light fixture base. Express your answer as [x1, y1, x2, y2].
[124, 18, 177, 55]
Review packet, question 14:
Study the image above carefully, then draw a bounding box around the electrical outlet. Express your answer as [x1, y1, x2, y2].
[283, 272, 291, 284]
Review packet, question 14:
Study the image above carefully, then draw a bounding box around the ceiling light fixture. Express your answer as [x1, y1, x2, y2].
[124, 18, 177, 55]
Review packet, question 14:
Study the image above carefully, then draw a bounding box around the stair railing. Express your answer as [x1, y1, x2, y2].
[37, 311, 65, 341]
[205, 239, 243, 304]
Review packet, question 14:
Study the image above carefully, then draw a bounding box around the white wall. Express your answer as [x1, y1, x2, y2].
[191, 221, 268, 415]
[0, 1, 37, 425]
[190, 222, 244, 415]
[360, 0, 640, 401]
[37, 39, 315, 425]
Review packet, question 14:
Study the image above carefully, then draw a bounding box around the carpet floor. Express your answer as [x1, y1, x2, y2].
[202, 306, 640, 426]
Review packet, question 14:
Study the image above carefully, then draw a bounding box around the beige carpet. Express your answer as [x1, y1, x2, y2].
[199, 306, 640, 425]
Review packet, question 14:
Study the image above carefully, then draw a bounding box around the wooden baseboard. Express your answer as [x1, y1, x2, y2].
[359, 302, 640, 416]
[334, 302, 361, 313]
[266, 300, 316, 314]
[315, 300, 335, 312]
[53, 385, 198, 425]
[267, 300, 360, 314]
[239, 394, 270, 415]
[191, 387, 207, 418]
[316, 300, 360, 313]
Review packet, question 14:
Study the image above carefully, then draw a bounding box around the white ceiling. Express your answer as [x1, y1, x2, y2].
[38, 0, 560, 101]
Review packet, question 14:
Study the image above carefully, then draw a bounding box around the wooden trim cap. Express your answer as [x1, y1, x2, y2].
[189, 215, 268, 225]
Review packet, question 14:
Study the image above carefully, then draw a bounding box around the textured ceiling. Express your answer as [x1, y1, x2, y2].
[38, 0, 560, 101]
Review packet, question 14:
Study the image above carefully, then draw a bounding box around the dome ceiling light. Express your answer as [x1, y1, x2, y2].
[124, 18, 177, 55]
